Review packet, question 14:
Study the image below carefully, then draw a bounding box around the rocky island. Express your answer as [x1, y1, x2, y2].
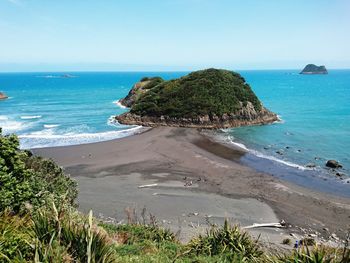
[0, 92, 8, 100]
[116, 68, 278, 128]
[300, 64, 328, 74]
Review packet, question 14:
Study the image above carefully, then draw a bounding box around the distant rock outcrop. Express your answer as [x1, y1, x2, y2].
[0, 92, 8, 100]
[300, 64, 328, 74]
[116, 69, 278, 129]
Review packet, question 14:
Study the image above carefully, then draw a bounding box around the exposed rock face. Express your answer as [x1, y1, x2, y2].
[116, 102, 278, 129]
[0, 92, 8, 100]
[119, 77, 164, 107]
[326, 160, 342, 169]
[300, 64, 328, 74]
[116, 69, 279, 129]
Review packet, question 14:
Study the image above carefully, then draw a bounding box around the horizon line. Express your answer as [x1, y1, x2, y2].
[1, 68, 350, 73]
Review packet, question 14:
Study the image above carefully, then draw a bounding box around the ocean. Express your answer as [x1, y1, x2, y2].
[0, 70, 349, 195]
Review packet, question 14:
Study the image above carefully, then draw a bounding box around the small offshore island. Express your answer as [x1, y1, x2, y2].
[116, 68, 279, 128]
[300, 64, 328, 74]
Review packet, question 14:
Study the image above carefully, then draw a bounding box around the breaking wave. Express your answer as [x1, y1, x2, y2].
[20, 115, 42, 120]
[226, 136, 309, 171]
[19, 126, 145, 149]
[0, 115, 32, 134]
[113, 100, 128, 109]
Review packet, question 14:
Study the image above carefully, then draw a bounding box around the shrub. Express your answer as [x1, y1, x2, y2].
[0, 128, 77, 213]
[188, 220, 264, 261]
[0, 210, 34, 261]
[32, 205, 117, 263]
[130, 68, 262, 119]
[273, 245, 350, 263]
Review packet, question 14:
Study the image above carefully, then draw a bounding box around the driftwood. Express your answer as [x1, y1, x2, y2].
[243, 221, 285, 229]
[138, 183, 158, 188]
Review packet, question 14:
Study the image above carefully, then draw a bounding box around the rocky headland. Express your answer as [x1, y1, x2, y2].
[116, 69, 278, 128]
[300, 64, 328, 74]
[0, 92, 8, 100]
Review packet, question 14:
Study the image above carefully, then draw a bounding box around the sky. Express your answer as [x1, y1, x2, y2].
[0, 0, 349, 71]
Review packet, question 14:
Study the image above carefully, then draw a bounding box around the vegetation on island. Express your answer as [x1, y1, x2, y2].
[129, 68, 262, 119]
[120, 77, 164, 108]
[1, 128, 349, 262]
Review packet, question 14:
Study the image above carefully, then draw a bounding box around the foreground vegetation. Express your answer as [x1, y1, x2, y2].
[1, 129, 349, 262]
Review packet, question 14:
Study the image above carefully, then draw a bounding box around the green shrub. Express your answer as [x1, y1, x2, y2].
[188, 220, 264, 261]
[272, 245, 350, 263]
[142, 77, 164, 90]
[0, 128, 77, 213]
[32, 206, 117, 263]
[131, 68, 262, 119]
[0, 210, 33, 261]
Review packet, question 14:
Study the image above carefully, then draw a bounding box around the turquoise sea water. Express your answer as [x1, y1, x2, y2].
[0, 72, 184, 148]
[0, 70, 349, 192]
[226, 70, 350, 177]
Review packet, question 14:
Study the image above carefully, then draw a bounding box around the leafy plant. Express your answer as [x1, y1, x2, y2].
[0, 128, 77, 213]
[187, 220, 263, 261]
[271, 245, 350, 263]
[130, 68, 262, 119]
[0, 210, 33, 261]
[32, 204, 117, 263]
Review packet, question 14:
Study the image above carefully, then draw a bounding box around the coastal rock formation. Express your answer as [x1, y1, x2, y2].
[116, 68, 278, 128]
[0, 92, 8, 100]
[326, 160, 342, 169]
[300, 64, 328, 74]
[120, 77, 164, 107]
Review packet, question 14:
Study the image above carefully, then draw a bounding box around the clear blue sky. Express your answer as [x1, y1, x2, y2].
[0, 0, 349, 71]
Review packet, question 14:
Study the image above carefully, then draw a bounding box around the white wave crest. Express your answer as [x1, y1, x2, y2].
[274, 115, 285, 124]
[19, 126, 146, 149]
[20, 115, 42, 120]
[113, 100, 128, 109]
[227, 137, 309, 171]
[44, 124, 60, 129]
[0, 116, 31, 134]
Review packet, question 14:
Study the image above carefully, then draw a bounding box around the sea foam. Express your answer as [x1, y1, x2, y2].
[20, 115, 42, 120]
[226, 136, 309, 171]
[0, 115, 31, 134]
[19, 125, 145, 149]
[113, 100, 128, 109]
[44, 124, 60, 129]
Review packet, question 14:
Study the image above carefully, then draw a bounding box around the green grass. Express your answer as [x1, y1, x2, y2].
[1, 209, 350, 262]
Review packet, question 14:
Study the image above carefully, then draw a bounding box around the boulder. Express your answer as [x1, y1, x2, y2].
[0, 92, 8, 100]
[326, 160, 342, 169]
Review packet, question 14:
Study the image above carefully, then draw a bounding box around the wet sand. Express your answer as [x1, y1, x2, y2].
[33, 127, 350, 245]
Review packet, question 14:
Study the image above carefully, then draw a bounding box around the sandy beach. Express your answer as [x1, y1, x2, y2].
[33, 127, 350, 245]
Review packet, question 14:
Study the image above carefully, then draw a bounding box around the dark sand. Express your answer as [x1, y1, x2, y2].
[34, 127, 350, 245]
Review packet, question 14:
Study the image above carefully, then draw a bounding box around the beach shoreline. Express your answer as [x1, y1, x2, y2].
[33, 127, 350, 245]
